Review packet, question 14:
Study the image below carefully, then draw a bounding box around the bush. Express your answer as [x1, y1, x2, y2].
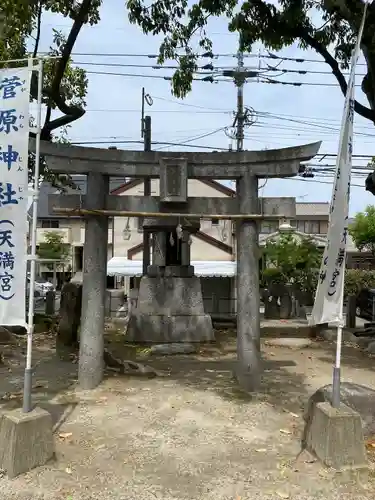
[344, 269, 375, 297]
[261, 268, 375, 301]
[261, 267, 285, 287]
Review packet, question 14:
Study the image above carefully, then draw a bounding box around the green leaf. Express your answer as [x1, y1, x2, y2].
[261, 233, 322, 295]
[349, 205, 375, 256]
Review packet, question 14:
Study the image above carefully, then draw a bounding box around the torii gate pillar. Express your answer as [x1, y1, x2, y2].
[237, 173, 261, 389]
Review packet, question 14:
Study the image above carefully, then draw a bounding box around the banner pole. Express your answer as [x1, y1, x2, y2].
[23, 58, 44, 413]
[331, 3, 368, 409]
[332, 324, 343, 408]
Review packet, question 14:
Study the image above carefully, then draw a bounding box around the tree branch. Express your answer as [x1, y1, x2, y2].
[32, 1, 42, 59]
[41, 0, 93, 139]
[296, 27, 375, 123]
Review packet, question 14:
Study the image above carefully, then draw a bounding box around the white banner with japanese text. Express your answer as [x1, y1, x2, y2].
[0, 67, 31, 326]
[310, 20, 365, 327]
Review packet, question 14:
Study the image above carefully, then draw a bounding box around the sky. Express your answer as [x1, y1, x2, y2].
[34, 0, 375, 215]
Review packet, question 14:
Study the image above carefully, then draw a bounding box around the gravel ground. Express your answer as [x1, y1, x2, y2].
[0, 332, 375, 500]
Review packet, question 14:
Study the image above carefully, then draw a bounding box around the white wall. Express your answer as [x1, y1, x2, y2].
[113, 179, 233, 260]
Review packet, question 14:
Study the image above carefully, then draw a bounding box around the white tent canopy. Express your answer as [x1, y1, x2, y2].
[107, 257, 236, 277]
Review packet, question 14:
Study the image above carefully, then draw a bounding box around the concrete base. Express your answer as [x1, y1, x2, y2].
[126, 314, 214, 342]
[126, 275, 215, 342]
[305, 382, 375, 438]
[304, 401, 367, 470]
[0, 407, 54, 478]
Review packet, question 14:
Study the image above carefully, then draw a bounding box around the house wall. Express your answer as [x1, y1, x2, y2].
[130, 233, 231, 262]
[112, 179, 233, 260]
[36, 218, 115, 274]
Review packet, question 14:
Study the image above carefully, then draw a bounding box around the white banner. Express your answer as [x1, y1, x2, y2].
[310, 12, 366, 327]
[0, 66, 31, 326]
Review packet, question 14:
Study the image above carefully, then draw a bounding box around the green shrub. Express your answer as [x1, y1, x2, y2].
[344, 269, 375, 297]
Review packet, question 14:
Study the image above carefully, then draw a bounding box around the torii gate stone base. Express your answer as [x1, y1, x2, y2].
[39, 140, 321, 392]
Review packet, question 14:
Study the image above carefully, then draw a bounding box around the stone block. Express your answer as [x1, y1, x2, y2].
[126, 314, 214, 343]
[319, 328, 357, 344]
[159, 157, 188, 203]
[304, 401, 367, 470]
[0, 407, 54, 478]
[355, 336, 375, 349]
[136, 276, 206, 315]
[127, 275, 214, 342]
[150, 343, 198, 355]
[265, 338, 312, 349]
[305, 382, 375, 438]
[260, 197, 296, 217]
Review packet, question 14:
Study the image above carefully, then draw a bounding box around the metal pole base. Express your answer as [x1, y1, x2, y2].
[332, 366, 341, 408]
[22, 367, 33, 413]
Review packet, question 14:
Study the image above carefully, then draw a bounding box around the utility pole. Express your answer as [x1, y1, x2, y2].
[223, 50, 256, 152]
[235, 51, 245, 152]
[142, 88, 152, 275]
[224, 48, 257, 319]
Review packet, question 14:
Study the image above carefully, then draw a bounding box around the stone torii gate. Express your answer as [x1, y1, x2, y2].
[38, 140, 321, 392]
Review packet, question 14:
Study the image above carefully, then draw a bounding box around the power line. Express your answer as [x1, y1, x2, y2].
[71, 59, 369, 78]
[39, 50, 368, 67]
[251, 121, 375, 138]
[69, 139, 229, 150]
[286, 177, 365, 188]
[153, 127, 227, 150]
[81, 68, 369, 88]
[83, 69, 218, 82]
[253, 109, 375, 131]
[262, 51, 367, 67]
[87, 90, 371, 131]
[85, 108, 229, 114]
[150, 95, 230, 111]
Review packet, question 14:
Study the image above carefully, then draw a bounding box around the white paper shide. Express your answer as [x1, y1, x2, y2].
[310, 45, 361, 327]
[0, 67, 30, 326]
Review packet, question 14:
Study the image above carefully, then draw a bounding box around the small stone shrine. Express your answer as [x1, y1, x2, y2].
[128, 210, 213, 342]
[126, 158, 213, 341]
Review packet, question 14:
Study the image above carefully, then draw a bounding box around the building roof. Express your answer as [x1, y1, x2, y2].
[111, 178, 235, 196]
[127, 231, 233, 259]
[295, 202, 329, 216]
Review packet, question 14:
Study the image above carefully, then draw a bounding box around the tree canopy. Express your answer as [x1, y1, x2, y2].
[37, 231, 71, 269]
[262, 232, 322, 295]
[349, 205, 375, 255]
[1, 0, 101, 186]
[127, 0, 375, 124]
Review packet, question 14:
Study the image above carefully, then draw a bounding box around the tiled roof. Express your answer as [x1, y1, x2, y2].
[296, 202, 329, 216]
